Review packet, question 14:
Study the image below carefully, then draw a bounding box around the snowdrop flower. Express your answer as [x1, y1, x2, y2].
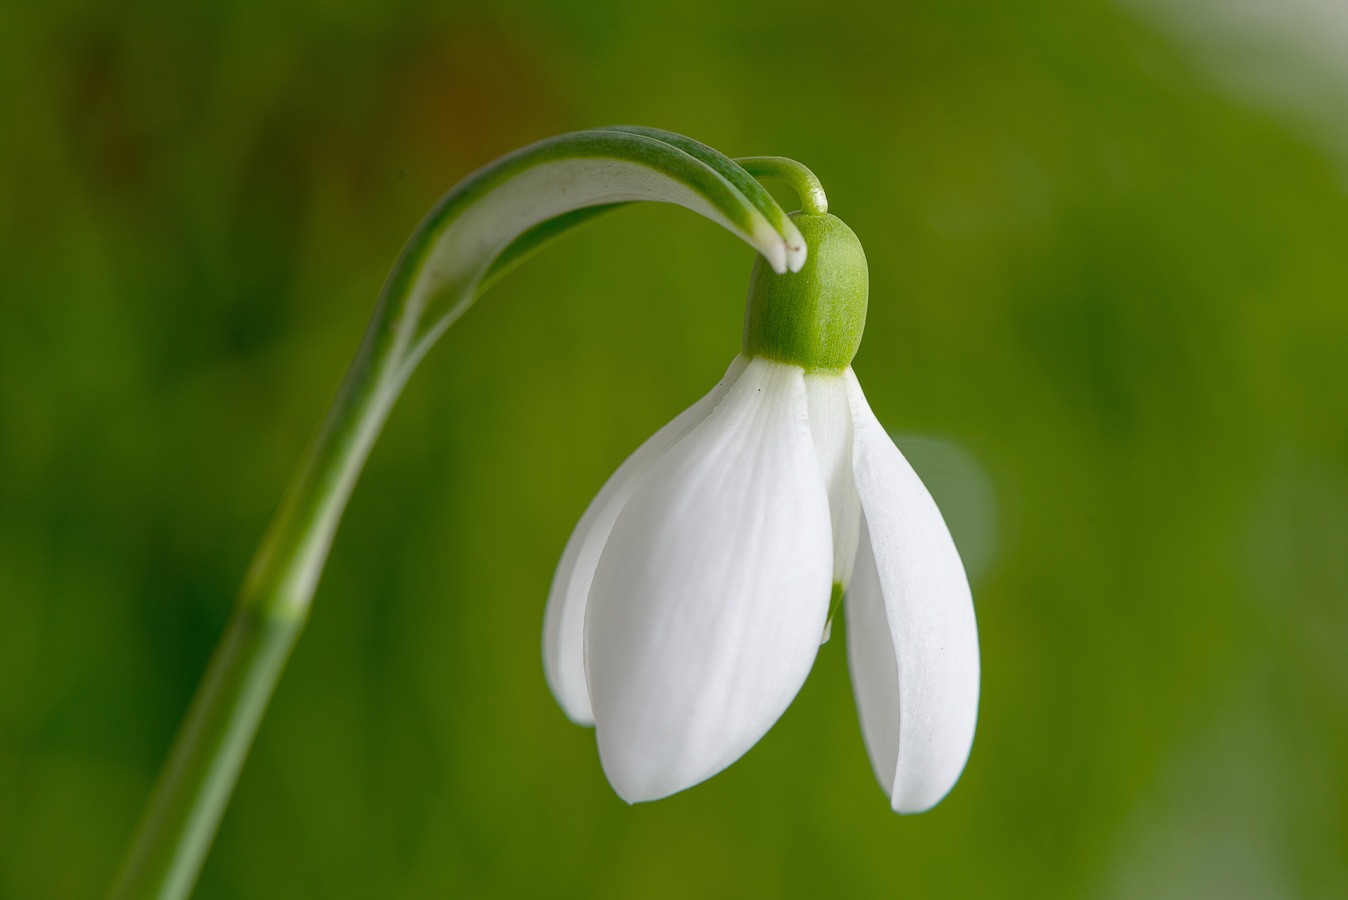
[542, 211, 979, 813]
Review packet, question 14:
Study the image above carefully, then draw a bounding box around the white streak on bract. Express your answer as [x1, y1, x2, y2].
[844, 371, 980, 814]
[586, 357, 833, 803]
[542, 356, 750, 725]
[415, 159, 789, 332]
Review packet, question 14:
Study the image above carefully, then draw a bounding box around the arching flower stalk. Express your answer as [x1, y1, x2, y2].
[108, 127, 810, 900]
[543, 169, 980, 812]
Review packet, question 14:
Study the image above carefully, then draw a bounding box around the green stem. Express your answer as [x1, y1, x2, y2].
[105, 127, 812, 900]
[107, 306, 407, 900]
[106, 608, 300, 899]
[736, 156, 829, 216]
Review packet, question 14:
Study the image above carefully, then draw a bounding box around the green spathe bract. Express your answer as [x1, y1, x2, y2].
[743, 212, 869, 374]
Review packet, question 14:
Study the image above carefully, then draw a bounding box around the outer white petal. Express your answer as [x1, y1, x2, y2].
[542, 356, 749, 725]
[845, 520, 900, 795]
[844, 370, 980, 814]
[586, 357, 833, 803]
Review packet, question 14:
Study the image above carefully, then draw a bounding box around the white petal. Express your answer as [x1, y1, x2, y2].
[542, 356, 749, 725]
[844, 370, 980, 814]
[845, 521, 902, 796]
[804, 372, 861, 589]
[586, 357, 833, 803]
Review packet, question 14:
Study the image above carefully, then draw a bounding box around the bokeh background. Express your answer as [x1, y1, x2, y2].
[3, 0, 1347, 897]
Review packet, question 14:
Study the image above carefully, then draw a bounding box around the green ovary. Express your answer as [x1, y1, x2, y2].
[742, 212, 869, 374]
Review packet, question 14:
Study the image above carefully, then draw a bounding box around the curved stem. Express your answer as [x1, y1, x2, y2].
[105, 128, 816, 900]
[736, 156, 829, 216]
[107, 303, 407, 900]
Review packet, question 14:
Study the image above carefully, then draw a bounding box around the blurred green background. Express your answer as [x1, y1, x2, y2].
[3, 0, 1347, 897]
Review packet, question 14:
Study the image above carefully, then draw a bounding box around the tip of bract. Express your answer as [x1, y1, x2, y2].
[753, 220, 806, 275]
[782, 219, 808, 273]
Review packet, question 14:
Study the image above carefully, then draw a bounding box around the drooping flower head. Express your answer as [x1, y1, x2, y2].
[543, 200, 979, 814]
[108, 126, 972, 900]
